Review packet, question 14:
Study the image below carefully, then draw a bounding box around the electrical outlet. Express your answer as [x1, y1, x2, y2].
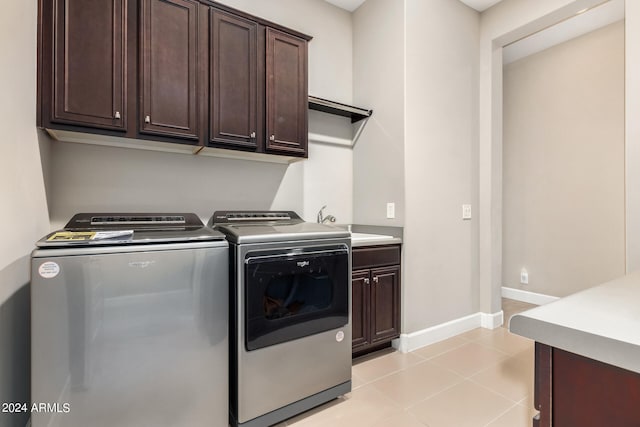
[462, 204, 472, 220]
[386, 202, 395, 219]
[520, 268, 529, 285]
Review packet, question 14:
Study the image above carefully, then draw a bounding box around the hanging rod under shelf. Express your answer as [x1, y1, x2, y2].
[308, 95, 372, 123]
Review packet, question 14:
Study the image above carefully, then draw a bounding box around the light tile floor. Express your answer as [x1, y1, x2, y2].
[281, 299, 537, 427]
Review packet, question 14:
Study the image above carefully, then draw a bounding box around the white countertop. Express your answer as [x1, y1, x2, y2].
[351, 232, 402, 247]
[510, 271, 640, 373]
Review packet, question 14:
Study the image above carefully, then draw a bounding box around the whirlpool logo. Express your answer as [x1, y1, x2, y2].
[128, 260, 156, 269]
[296, 260, 310, 268]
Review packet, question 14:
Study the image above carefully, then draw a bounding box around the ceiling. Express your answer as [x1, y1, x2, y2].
[322, 0, 624, 64]
[323, 0, 503, 13]
[323, 0, 365, 12]
[503, 0, 624, 64]
[458, 0, 503, 12]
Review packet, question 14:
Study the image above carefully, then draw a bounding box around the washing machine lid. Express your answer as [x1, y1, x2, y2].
[36, 213, 225, 247]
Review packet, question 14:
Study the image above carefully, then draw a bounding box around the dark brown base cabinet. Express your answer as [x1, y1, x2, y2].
[534, 342, 640, 427]
[352, 245, 401, 357]
[38, 0, 311, 160]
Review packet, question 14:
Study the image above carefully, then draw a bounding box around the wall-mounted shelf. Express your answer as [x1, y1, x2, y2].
[308, 95, 372, 123]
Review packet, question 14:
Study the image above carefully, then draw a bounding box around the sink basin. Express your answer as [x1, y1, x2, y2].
[351, 233, 394, 241]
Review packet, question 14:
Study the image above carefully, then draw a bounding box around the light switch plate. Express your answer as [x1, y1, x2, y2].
[386, 202, 395, 219]
[462, 204, 472, 220]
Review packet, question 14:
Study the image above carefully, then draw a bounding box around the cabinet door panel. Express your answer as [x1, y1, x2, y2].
[371, 266, 400, 343]
[265, 28, 307, 156]
[210, 10, 258, 150]
[140, 0, 200, 140]
[553, 348, 640, 427]
[53, 0, 127, 130]
[352, 270, 371, 351]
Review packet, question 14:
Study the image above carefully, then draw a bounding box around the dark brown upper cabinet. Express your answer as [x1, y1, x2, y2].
[266, 28, 308, 156]
[140, 0, 206, 141]
[39, 0, 311, 161]
[209, 10, 259, 150]
[46, 0, 128, 131]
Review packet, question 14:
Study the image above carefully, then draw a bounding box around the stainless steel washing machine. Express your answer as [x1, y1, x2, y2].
[209, 211, 352, 427]
[31, 213, 228, 427]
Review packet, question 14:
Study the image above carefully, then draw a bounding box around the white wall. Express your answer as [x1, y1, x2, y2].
[403, 0, 480, 332]
[352, 0, 405, 227]
[352, 0, 482, 335]
[0, 2, 50, 425]
[48, 142, 295, 227]
[48, 0, 354, 226]
[0, 1, 49, 300]
[502, 21, 625, 297]
[626, 0, 640, 273]
[478, 0, 607, 314]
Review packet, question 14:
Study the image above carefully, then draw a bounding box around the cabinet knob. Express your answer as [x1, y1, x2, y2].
[114, 111, 121, 119]
[145, 115, 151, 124]
[363, 278, 370, 285]
[250, 131, 256, 139]
[373, 276, 379, 284]
[269, 135, 275, 141]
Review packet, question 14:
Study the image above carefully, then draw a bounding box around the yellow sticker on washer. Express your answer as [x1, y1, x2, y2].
[47, 231, 96, 241]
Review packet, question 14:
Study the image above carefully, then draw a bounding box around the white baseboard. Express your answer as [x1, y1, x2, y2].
[393, 310, 504, 353]
[501, 286, 559, 306]
[481, 310, 504, 329]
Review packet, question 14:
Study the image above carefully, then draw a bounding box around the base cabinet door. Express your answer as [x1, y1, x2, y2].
[371, 266, 400, 344]
[534, 342, 640, 427]
[351, 270, 371, 352]
[351, 245, 401, 357]
[50, 0, 127, 130]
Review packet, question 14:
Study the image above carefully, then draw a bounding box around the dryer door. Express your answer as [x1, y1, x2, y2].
[244, 245, 349, 350]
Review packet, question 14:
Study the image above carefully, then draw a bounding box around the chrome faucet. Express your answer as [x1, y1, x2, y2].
[317, 205, 336, 224]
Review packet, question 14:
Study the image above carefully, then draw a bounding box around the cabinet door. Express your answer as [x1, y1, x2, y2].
[140, 0, 202, 140]
[52, 0, 127, 130]
[552, 347, 640, 427]
[265, 28, 308, 156]
[352, 270, 371, 352]
[370, 266, 400, 344]
[210, 10, 259, 150]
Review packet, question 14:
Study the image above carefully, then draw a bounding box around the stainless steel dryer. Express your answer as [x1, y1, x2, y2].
[31, 213, 228, 427]
[209, 211, 352, 427]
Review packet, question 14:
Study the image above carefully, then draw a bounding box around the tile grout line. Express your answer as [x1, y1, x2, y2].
[352, 359, 432, 388]
[481, 402, 521, 427]
[403, 378, 468, 412]
[467, 374, 531, 406]
[350, 327, 535, 425]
